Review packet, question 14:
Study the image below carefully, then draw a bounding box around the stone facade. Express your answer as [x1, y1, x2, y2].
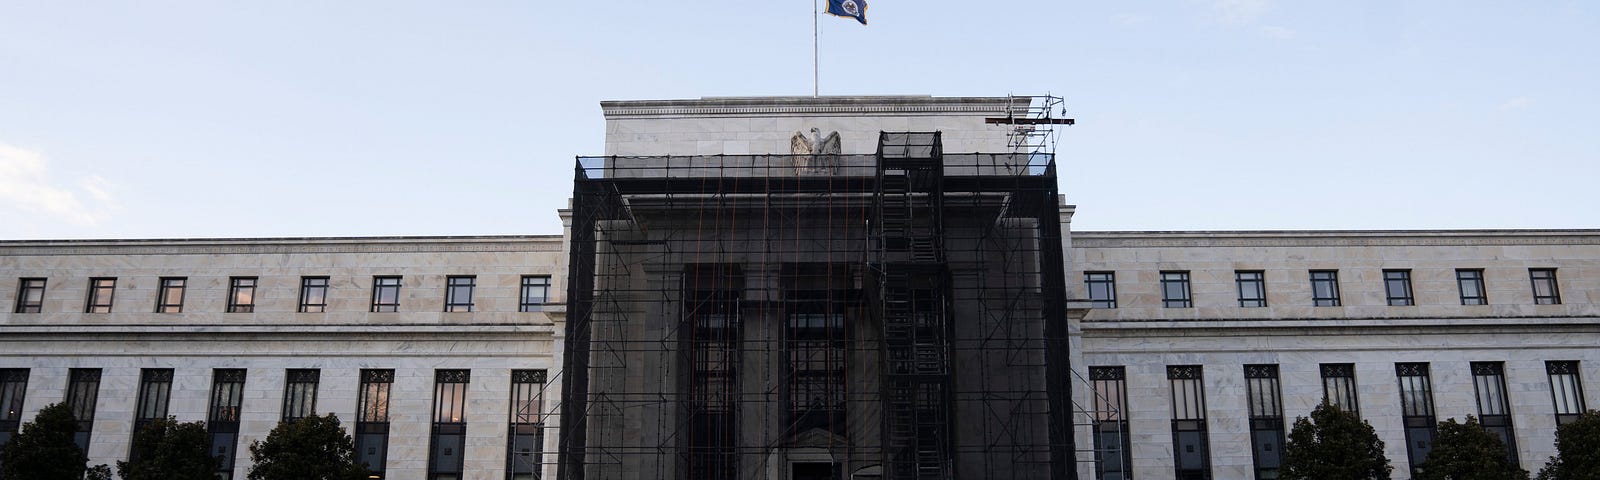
[0, 236, 565, 480]
[1065, 208, 1600, 480]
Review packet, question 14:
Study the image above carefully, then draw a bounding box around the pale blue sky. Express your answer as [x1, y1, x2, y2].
[1, 1, 1596, 239]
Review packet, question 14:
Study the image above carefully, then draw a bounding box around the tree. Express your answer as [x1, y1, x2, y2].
[0, 402, 88, 480]
[1417, 416, 1528, 480]
[246, 413, 369, 480]
[117, 417, 218, 480]
[1537, 411, 1600, 480]
[1282, 403, 1393, 480]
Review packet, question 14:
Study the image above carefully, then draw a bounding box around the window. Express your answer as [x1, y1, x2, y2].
[1085, 272, 1118, 309]
[1531, 268, 1561, 305]
[281, 369, 320, 422]
[1384, 270, 1414, 306]
[429, 369, 470, 480]
[356, 369, 395, 478]
[786, 285, 848, 438]
[65, 369, 101, 453]
[298, 277, 329, 313]
[131, 368, 174, 462]
[1310, 270, 1341, 307]
[1236, 271, 1267, 308]
[1396, 363, 1437, 475]
[1547, 361, 1586, 426]
[444, 276, 475, 313]
[209, 369, 247, 480]
[156, 277, 186, 313]
[1320, 363, 1359, 415]
[519, 276, 550, 312]
[1457, 269, 1487, 305]
[371, 276, 402, 313]
[86, 278, 115, 313]
[1161, 271, 1193, 308]
[1089, 367, 1130, 480]
[13, 278, 45, 313]
[687, 284, 740, 480]
[1244, 365, 1284, 479]
[1471, 362, 1520, 468]
[1168, 365, 1211, 480]
[227, 277, 257, 313]
[507, 370, 547, 480]
[0, 369, 29, 449]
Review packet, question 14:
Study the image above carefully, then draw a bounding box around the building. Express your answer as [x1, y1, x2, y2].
[1, 95, 1598, 480]
[0, 236, 566, 479]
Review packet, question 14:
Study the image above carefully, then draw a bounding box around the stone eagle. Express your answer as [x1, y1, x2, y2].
[790, 127, 841, 174]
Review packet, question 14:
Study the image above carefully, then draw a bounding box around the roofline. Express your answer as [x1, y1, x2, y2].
[1073, 229, 1600, 237]
[601, 95, 1017, 119]
[0, 234, 562, 247]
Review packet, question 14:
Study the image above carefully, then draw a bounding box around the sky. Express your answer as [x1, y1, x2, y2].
[1, 1, 1596, 239]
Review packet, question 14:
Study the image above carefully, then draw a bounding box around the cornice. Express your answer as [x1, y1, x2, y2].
[1072, 230, 1600, 248]
[0, 236, 563, 256]
[602, 96, 1015, 119]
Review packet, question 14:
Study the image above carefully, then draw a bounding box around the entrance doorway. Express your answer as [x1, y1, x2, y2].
[792, 462, 837, 480]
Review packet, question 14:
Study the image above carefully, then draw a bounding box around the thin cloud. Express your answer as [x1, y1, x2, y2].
[1500, 96, 1533, 110]
[0, 142, 118, 227]
[1260, 25, 1296, 40]
[1211, 0, 1272, 25]
[1112, 13, 1148, 27]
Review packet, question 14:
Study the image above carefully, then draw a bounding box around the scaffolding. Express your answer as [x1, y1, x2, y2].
[559, 132, 1072, 479]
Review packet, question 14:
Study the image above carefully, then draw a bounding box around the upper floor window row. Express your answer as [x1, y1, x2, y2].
[1081, 268, 1570, 308]
[9, 275, 554, 314]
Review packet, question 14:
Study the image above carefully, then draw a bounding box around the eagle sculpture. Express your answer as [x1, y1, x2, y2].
[790, 127, 841, 174]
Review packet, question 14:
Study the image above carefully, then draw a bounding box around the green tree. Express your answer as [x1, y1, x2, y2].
[1282, 403, 1393, 480]
[1537, 411, 1600, 480]
[116, 417, 218, 480]
[246, 413, 369, 480]
[1416, 416, 1528, 480]
[0, 402, 88, 480]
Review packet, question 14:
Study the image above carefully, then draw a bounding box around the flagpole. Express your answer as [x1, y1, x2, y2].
[813, 0, 820, 97]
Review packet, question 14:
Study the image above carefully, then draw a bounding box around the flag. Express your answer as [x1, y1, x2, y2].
[826, 0, 867, 25]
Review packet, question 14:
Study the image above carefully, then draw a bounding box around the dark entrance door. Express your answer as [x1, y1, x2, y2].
[792, 462, 836, 480]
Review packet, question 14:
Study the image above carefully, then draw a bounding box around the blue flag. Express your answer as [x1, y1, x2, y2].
[826, 0, 867, 25]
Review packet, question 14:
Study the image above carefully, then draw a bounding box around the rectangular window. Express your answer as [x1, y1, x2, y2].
[1547, 361, 1586, 426]
[1310, 270, 1341, 307]
[1531, 269, 1561, 305]
[444, 276, 475, 313]
[14, 278, 45, 313]
[356, 369, 395, 478]
[1168, 365, 1211, 480]
[1085, 272, 1118, 309]
[1471, 362, 1520, 468]
[1320, 363, 1359, 415]
[1384, 270, 1414, 306]
[131, 368, 174, 462]
[507, 370, 547, 480]
[429, 369, 470, 480]
[787, 288, 848, 437]
[1161, 271, 1193, 308]
[209, 369, 246, 480]
[518, 276, 550, 312]
[688, 287, 739, 480]
[298, 277, 329, 313]
[227, 277, 257, 313]
[65, 369, 101, 453]
[281, 369, 320, 422]
[1236, 271, 1267, 308]
[1457, 269, 1487, 305]
[0, 369, 29, 449]
[156, 277, 186, 313]
[371, 276, 402, 313]
[1090, 367, 1130, 480]
[1396, 363, 1438, 476]
[86, 278, 116, 313]
[1244, 365, 1284, 480]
